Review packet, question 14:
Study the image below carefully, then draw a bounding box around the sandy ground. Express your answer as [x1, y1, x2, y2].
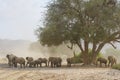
[0, 58, 120, 80]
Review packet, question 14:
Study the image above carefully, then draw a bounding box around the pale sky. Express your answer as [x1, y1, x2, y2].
[0, 0, 50, 41]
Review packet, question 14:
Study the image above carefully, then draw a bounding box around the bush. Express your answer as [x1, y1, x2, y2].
[112, 64, 120, 70]
[74, 50, 103, 63]
[71, 57, 83, 63]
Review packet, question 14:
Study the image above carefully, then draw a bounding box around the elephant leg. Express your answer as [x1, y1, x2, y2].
[67, 63, 71, 67]
[105, 63, 107, 67]
[35, 64, 37, 67]
[60, 63, 61, 67]
[33, 64, 36, 67]
[8, 62, 11, 67]
[56, 63, 58, 67]
[14, 63, 17, 68]
[36, 64, 38, 67]
[51, 62, 53, 67]
[114, 60, 117, 65]
[67, 63, 69, 67]
[96, 63, 97, 67]
[108, 61, 110, 67]
[100, 62, 102, 67]
[29, 63, 32, 68]
[23, 63, 25, 68]
[48, 61, 49, 67]
[26, 62, 28, 67]
[57, 63, 59, 67]
[59, 62, 61, 67]
[111, 62, 114, 67]
[46, 62, 47, 67]
[40, 63, 42, 67]
[53, 63, 55, 68]
[20, 64, 22, 68]
[69, 63, 71, 67]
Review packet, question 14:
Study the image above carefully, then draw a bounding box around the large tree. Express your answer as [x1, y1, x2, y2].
[36, 0, 120, 65]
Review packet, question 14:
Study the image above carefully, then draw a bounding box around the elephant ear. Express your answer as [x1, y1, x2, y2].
[26, 57, 28, 60]
[13, 56, 17, 61]
[6, 54, 9, 58]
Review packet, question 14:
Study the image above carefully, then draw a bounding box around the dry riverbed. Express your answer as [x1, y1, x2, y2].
[0, 59, 120, 80]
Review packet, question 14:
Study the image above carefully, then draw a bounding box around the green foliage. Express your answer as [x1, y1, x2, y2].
[70, 57, 83, 63]
[73, 55, 83, 63]
[96, 52, 103, 58]
[37, 0, 120, 46]
[112, 64, 120, 70]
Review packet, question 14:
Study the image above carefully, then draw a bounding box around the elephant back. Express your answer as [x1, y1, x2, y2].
[14, 57, 25, 64]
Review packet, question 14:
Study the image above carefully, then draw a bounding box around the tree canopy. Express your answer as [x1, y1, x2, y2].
[36, 0, 120, 65]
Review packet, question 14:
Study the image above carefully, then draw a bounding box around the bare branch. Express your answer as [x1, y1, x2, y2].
[114, 40, 120, 43]
[109, 42, 116, 49]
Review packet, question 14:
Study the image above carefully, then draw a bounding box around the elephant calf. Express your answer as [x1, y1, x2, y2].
[12, 57, 25, 68]
[108, 56, 117, 67]
[26, 57, 34, 67]
[29, 59, 41, 68]
[96, 57, 107, 67]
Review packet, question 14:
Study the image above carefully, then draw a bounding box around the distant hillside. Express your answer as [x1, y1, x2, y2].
[0, 39, 31, 48]
[0, 39, 31, 57]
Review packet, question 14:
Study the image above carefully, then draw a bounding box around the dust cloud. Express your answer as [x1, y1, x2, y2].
[0, 40, 76, 61]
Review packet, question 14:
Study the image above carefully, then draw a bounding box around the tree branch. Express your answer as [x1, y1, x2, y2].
[95, 42, 105, 55]
[114, 40, 120, 43]
[92, 41, 97, 55]
[109, 42, 116, 49]
[76, 41, 84, 52]
[95, 31, 120, 54]
[66, 43, 73, 50]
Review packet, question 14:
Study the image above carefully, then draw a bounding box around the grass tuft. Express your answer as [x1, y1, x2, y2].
[112, 64, 120, 70]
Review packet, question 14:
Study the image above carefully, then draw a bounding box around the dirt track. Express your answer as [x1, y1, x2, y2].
[0, 59, 120, 80]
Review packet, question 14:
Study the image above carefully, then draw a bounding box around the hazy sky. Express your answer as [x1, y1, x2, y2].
[0, 0, 50, 41]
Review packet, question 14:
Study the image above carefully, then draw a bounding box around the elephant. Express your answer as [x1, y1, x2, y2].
[26, 57, 34, 67]
[29, 59, 41, 68]
[96, 57, 107, 67]
[6, 54, 16, 67]
[12, 57, 25, 68]
[48, 57, 54, 67]
[28, 60, 36, 67]
[38, 58, 48, 67]
[66, 57, 74, 67]
[48, 57, 62, 68]
[66, 57, 83, 67]
[56, 57, 62, 67]
[108, 56, 117, 67]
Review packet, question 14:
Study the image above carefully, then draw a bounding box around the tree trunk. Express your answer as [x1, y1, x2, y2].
[82, 53, 91, 65]
[82, 40, 91, 65]
[91, 53, 97, 65]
